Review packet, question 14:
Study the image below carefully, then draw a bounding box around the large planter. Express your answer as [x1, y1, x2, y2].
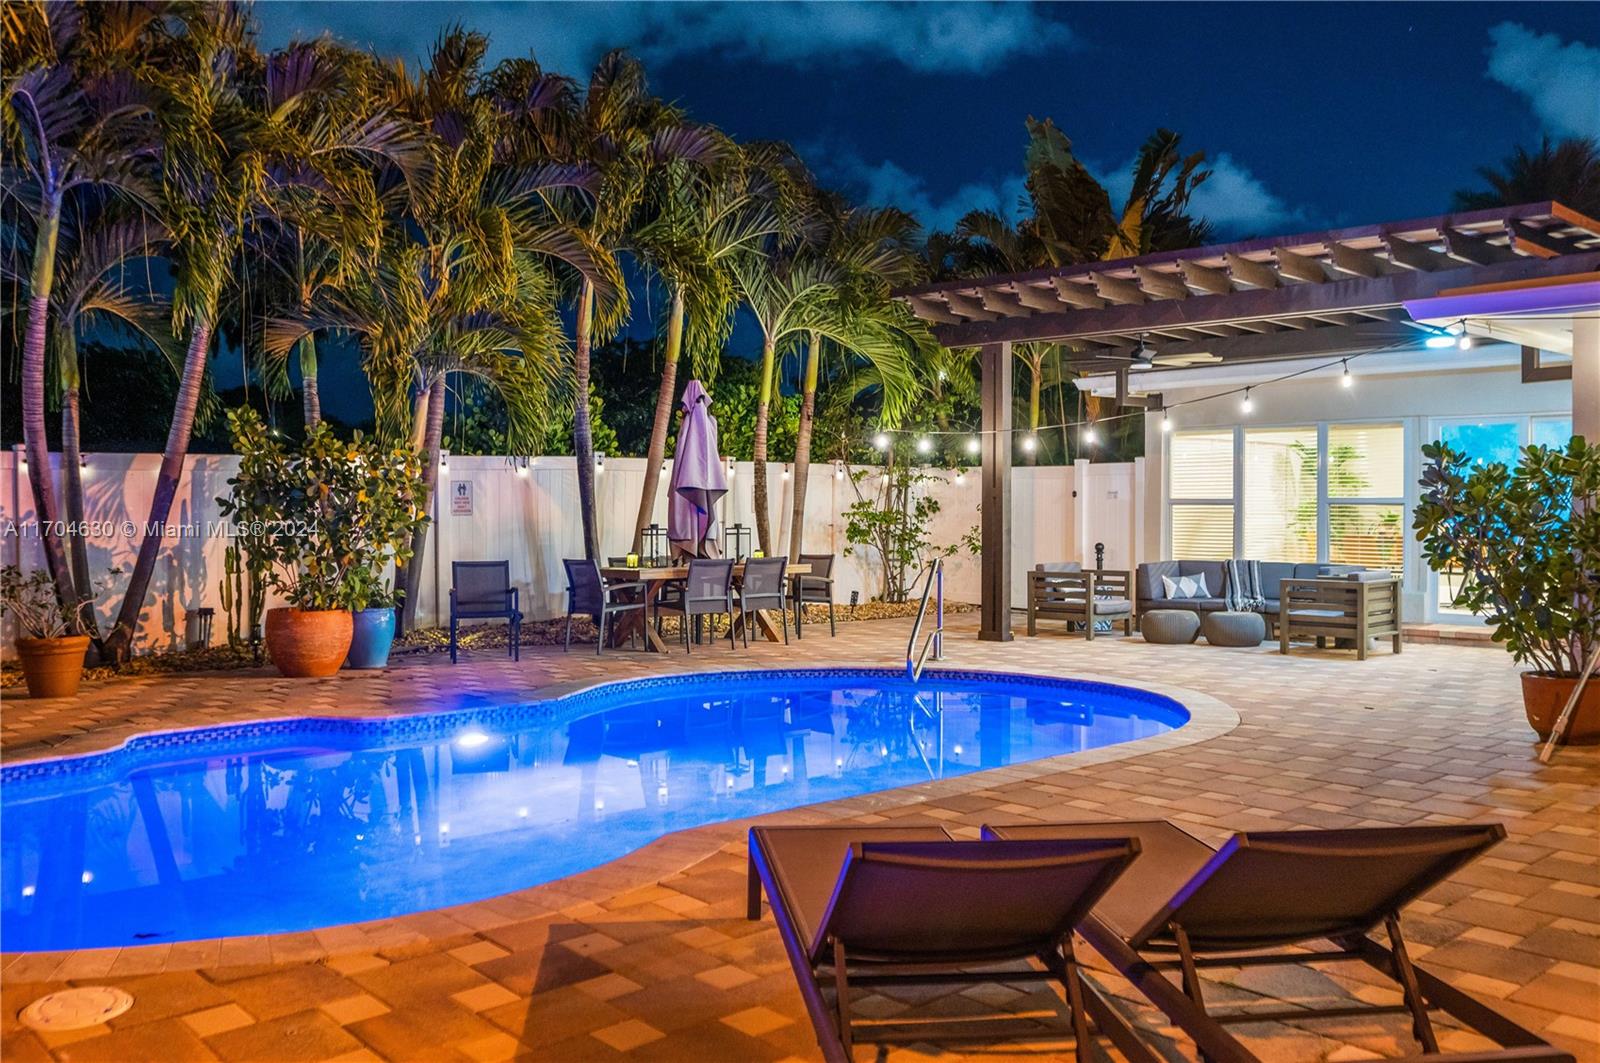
[1521, 671, 1600, 744]
[265, 608, 353, 678]
[346, 607, 397, 670]
[14, 635, 91, 698]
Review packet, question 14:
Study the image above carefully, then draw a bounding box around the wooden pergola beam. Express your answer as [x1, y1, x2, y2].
[942, 291, 999, 321]
[1050, 277, 1106, 309]
[1135, 266, 1190, 300]
[1224, 252, 1280, 290]
[1179, 260, 1233, 294]
[1273, 247, 1328, 284]
[1090, 271, 1147, 305]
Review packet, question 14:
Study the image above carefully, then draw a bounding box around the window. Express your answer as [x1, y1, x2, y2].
[1327, 424, 1404, 571]
[1243, 427, 1317, 562]
[1532, 416, 1574, 450]
[1168, 430, 1234, 559]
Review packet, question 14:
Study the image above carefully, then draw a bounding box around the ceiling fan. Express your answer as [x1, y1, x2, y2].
[1095, 333, 1222, 369]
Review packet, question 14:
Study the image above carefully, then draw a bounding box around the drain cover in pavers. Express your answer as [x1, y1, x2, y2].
[19, 986, 134, 1030]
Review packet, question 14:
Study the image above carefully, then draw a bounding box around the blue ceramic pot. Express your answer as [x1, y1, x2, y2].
[346, 607, 396, 669]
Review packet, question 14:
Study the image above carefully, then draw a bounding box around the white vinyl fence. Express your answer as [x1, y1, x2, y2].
[1, 446, 1142, 657]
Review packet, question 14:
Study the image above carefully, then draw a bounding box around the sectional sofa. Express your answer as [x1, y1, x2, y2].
[1135, 560, 1373, 625]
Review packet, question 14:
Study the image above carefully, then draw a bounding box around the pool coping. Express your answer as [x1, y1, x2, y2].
[0, 667, 1239, 971]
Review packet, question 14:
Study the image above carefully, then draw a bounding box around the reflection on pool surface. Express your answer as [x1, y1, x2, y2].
[1, 669, 1185, 951]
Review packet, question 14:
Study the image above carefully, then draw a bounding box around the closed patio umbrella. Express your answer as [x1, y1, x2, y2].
[668, 380, 728, 558]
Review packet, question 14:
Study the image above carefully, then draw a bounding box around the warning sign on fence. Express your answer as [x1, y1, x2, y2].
[450, 480, 473, 516]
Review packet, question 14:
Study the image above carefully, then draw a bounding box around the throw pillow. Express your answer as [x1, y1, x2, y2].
[1161, 573, 1210, 600]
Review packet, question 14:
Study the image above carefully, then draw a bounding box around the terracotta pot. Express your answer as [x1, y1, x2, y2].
[265, 608, 353, 678]
[14, 635, 91, 698]
[1521, 671, 1600, 744]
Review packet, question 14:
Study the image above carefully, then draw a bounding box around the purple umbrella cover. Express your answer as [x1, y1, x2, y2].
[668, 380, 728, 557]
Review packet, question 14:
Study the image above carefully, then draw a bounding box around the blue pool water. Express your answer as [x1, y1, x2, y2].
[0, 669, 1185, 951]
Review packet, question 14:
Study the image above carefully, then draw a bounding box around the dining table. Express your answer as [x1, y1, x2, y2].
[599, 561, 811, 653]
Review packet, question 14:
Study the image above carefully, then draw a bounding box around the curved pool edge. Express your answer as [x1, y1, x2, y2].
[0, 668, 1239, 970]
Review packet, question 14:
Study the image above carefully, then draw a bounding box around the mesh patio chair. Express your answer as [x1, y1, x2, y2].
[449, 561, 522, 664]
[737, 557, 789, 646]
[791, 553, 836, 638]
[562, 559, 646, 655]
[655, 558, 735, 653]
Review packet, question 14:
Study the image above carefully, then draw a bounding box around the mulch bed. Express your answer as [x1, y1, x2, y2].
[0, 600, 976, 688]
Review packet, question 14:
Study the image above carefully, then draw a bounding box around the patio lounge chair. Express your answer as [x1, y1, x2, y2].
[562, 559, 645, 656]
[745, 824, 1154, 1063]
[737, 556, 789, 646]
[449, 561, 522, 664]
[1027, 563, 1134, 639]
[982, 820, 1570, 1063]
[791, 553, 837, 638]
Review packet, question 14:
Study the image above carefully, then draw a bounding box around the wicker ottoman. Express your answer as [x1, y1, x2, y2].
[1202, 610, 1267, 647]
[1141, 609, 1201, 645]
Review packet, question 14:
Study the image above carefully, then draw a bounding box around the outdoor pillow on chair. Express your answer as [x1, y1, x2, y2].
[1161, 573, 1210, 600]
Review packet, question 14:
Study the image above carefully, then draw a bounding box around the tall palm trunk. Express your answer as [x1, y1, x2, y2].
[104, 318, 213, 663]
[787, 331, 821, 562]
[298, 333, 320, 428]
[61, 367, 92, 624]
[21, 197, 77, 612]
[400, 372, 447, 633]
[751, 334, 776, 555]
[572, 281, 600, 561]
[1025, 360, 1041, 466]
[631, 287, 683, 554]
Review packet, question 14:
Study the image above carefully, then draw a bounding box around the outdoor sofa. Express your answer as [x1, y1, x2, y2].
[746, 819, 1572, 1063]
[1136, 560, 1373, 630]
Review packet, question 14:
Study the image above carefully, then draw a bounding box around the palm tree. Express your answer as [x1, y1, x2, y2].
[1453, 136, 1600, 218]
[271, 32, 603, 631]
[785, 198, 928, 559]
[628, 139, 794, 554]
[552, 51, 722, 561]
[2, 1, 161, 617]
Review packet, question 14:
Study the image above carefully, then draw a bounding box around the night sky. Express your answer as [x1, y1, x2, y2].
[255, 1, 1600, 238]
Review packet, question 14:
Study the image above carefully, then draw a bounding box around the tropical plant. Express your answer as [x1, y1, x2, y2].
[216, 408, 427, 612]
[1452, 136, 1600, 218]
[2, 0, 162, 617]
[548, 50, 721, 561]
[1414, 436, 1599, 678]
[628, 139, 792, 552]
[842, 446, 976, 603]
[1, 564, 97, 639]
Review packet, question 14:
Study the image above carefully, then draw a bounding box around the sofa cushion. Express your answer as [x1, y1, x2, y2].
[1137, 561, 1180, 601]
[1258, 562, 1296, 599]
[1180, 560, 1226, 595]
[1162, 573, 1212, 600]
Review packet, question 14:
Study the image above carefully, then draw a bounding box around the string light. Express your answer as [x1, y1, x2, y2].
[1240, 388, 1254, 415]
[1161, 411, 1172, 432]
[1457, 333, 1473, 350]
[1082, 424, 1098, 445]
[965, 436, 980, 456]
[915, 436, 932, 455]
[1341, 360, 1353, 388]
[1020, 433, 1037, 453]
[872, 432, 889, 450]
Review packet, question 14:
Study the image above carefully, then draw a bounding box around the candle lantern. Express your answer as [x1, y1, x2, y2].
[643, 524, 667, 565]
[724, 522, 751, 561]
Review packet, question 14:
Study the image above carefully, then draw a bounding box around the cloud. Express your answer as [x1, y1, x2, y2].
[808, 147, 1028, 234]
[1096, 152, 1309, 238]
[256, 2, 1070, 77]
[1486, 22, 1600, 139]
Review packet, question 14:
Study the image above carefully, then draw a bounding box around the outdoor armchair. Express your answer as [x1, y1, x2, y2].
[791, 553, 837, 637]
[745, 824, 1151, 1063]
[449, 561, 522, 664]
[562, 559, 646, 656]
[737, 557, 789, 646]
[1027, 565, 1134, 639]
[981, 820, 1567, 1063]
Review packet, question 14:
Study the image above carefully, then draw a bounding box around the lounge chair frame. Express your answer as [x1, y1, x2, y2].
[983, 821, 1573, 1063]
[746, 824, 1161, 1063]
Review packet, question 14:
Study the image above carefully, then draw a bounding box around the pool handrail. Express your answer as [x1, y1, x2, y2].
[906, 558, 945, 681]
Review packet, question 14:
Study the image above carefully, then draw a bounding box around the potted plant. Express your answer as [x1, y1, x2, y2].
[346, 569, 401, 670]
[1, 566, 96, 697]
[218, 409, 426, 678]
[1415, 436, 1600, 742]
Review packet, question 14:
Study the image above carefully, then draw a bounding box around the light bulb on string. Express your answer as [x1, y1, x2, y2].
[965, 436, 980, 456]
[1341, 360, 1353, 388]
[915, 436, 932, 455]
[1240, 388, 1254, 415]
[1161, 410, 1172, 433]
[872, 432, 889, 450]
[1020, 433, 1037, 454]
[1082, 424, 1098, 446]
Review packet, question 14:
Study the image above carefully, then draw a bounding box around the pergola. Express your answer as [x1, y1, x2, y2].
[896, 202, 1600, 641]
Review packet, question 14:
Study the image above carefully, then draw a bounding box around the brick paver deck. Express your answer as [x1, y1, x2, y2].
[2, 615, 1597, 1063]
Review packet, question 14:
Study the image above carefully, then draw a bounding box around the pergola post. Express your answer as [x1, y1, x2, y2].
[980, 341, 1013, 642]
[1575, 314, 1598, 443]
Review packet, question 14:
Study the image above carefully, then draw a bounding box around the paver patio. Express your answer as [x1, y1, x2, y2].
[2, 615, 1597, 1063]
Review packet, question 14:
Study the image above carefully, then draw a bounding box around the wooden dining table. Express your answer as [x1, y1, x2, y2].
[599, 562, 810, 653]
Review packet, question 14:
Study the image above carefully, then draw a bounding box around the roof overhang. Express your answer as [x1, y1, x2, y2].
[1403, 272, 1600, 354]
[897, 202, 1600, 375]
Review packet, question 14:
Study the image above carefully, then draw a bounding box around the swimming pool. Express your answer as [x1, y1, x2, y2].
[0, 668, 1186, 951]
